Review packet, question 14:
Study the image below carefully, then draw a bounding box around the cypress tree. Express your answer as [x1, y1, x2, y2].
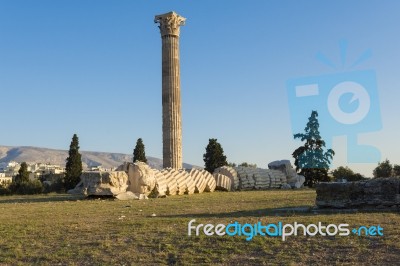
[65, 134, 83, 190]
[15, 162, 30, 184]
[133, 138, 147, 163]
[203, 138, 228, 173]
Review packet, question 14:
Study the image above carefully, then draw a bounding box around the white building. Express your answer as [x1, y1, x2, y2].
[0, 173, 12, 186]
[88, 165, 115, 172]
[0, 162, 65, 181]
[3, 161, 20, 177]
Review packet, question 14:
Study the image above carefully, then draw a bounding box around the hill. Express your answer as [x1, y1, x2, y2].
[0, 145, 198, 170]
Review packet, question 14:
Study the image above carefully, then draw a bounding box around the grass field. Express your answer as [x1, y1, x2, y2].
[0, 190, 399, 265]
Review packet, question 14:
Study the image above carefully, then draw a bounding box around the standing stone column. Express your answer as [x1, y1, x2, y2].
[154, 11, 186, 169]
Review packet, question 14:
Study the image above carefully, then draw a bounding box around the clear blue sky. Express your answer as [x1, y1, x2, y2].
[1, 1, 399, 177]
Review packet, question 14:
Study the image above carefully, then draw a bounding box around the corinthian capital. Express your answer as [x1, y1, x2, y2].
[154, 11, 186, 37]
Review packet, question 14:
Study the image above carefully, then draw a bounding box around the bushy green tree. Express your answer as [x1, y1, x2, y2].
[133, 138, 147, 163]
[331, 166, 364, 181]
[373, 159, 393, 178]
[65, 134, 83, 190]
[10, 162, 43, 194]
[292, 110, 335, 187]
[393, 164, 400, 177]
[203, 138, 228, 173]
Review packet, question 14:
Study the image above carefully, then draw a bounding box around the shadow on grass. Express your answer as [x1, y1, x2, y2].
[0, 194, 85, 204]
[159, 206, 400, 218]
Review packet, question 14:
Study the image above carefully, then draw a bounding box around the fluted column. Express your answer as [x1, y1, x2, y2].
[154, 11, 186, 169]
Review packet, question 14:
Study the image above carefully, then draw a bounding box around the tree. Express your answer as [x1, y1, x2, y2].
[65, 134, 83, 190]
[203, 138, 228, 173]
[227, 162, 237, 167]
[14, 162, 30, 184]
[133, 138, 147, 163]
[10, 162, 43, 194]
[373, 159, 393, 178]
[292, 110, 335, 187]
[393, 165, 400, 177]
[239, 162, 257, 168]
[331, 166, 364, 181]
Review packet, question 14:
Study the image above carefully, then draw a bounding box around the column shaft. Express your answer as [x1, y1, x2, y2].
[162, 35, 182, 169]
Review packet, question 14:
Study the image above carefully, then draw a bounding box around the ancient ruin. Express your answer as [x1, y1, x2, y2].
[316, 177, 400, 209]
[68, 160, 304, 200]
[68, 13, 308, 200]
[154, 11, 185, 169]
[212, 161, 305, 191]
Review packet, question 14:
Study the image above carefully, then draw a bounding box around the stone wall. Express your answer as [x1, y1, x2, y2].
[316, 177, 400, 208]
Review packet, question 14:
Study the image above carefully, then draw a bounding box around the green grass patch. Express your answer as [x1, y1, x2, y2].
[0, 190, 398, 265]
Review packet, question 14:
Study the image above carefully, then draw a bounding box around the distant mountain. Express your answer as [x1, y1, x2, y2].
[0, 146, 199, 170]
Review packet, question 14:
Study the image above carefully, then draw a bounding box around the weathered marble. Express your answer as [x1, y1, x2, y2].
[155, 11, 186, 169]
[214, 173, 232, 191]
[68, 171, 128, 196]
[188, 168, 207, 193]
[116, 191, 148, 200]
[126, 162, 156, 196]
[268, 160, 305, 188]
[214, 166, 239, 190]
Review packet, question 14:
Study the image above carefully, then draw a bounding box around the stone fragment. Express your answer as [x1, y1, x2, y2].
[214, 166, 239, 190]
[189, 168, 207, 193]
[214, 173, 232, 191]
[153, 169, 168, 197]
[203, 170, 216, 192]
[253, 169, 271, 189]
[235, 167, 256, 190]
[162, 168, 178, 196]
[116, 191, 140, 200]
[183, 169, 196, 195]
[70, 171, 128, 196]
[126, 162, 156, 196]
[175, 169, 189, 195]
[268, 160, 305, 189]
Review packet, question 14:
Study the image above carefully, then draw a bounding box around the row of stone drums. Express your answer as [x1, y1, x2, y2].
[214, 166, 288, 191]
[123, 162, 290, 197]
[69, 162, 292, 199]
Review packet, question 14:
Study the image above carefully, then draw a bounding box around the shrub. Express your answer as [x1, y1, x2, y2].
[43, 179, 65, 193]
[9, 179, 44, 195]
[0, 186, 11, 196]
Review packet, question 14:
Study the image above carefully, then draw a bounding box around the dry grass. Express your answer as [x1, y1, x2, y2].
[0, 190, 399, 265]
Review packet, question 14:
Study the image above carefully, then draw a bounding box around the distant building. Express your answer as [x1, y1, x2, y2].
[0, 162, 65, 182]
[0, 173, 12, 187]
[30, 163, 65, 176]
[88, 165, 115, 172]
[3, 161, 21, 177]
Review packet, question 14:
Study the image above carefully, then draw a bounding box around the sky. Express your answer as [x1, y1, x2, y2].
[1, 1, 399, 177]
